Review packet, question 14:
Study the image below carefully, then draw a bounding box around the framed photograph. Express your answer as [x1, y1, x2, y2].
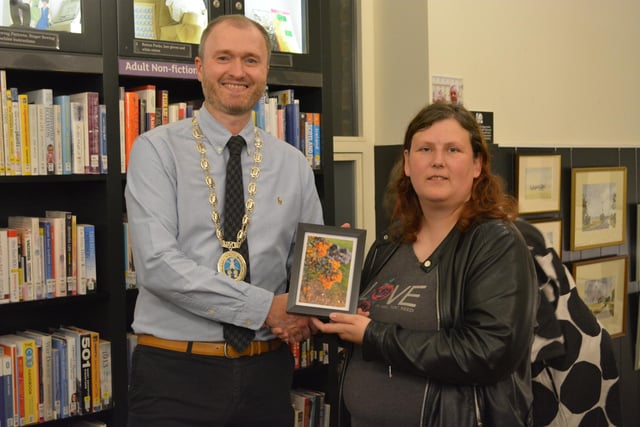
[516, 154, 562, 214]
[287, 223, 366, 317]
[531, 218, 563, 257]
[570, 167, 627, 250]
[572, 255, 628, 338]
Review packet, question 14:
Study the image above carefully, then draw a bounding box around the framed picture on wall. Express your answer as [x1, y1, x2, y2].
[572, 255, 628, 338]
[530, 218, 563, 258]
[570, 167, 627, 250]
[287, 223, 366, 318]
[516, 154, 562, 214]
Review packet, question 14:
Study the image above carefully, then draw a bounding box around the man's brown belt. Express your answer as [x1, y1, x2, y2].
[137, 334, 282, 358]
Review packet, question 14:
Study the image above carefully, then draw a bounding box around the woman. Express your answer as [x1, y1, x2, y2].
[312, 102, 537, 426]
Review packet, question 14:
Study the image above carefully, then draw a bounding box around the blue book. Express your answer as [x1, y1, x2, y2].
[53, 95, 72, 175]
[99, 104, 108, 174]
[51, 348, 60, 420]
[1, 354, 14, 427]
[284, 102, 302, 152]
[312, 113, 321, 168]
[50, 336, 69, 418]
[252, 99, 265, 130]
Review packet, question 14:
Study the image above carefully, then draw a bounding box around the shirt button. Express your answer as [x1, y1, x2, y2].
[423, 260, 431, 268]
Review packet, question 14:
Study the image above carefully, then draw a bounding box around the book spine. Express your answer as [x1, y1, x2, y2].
[16, 228, 33, 302]
[38, 221, 54, 299]
[124, 92, 140, 171]
[18, 94, 31, 176]
[27, 104, 39, 176]
[0, 229, 9, 303]
[87, 93, 100, 174]
[0, 70, 8, 176]
[50, 338, 68, 418]
[2, 354, 15, 427]
[119, 97, 125, 173]
[51, 348, 60, 420]
[89, 331, 100, 413]
[75, 225, 86, 295]
[20, 340, 38, 425]
[99, 104, 108, 174]
[70, 101, 84, 174]
[53, 96, 73, 175]
[43, 104, 55, 175]
[84, 225, 96, 293]
[53, 104, 62, 175]
[99, 340, 112, 409]
[158, 89, 169, 126]
[312, 113, 321, 169]
[9, 89, 22, 175]
[76, 332, 92, 414]
[6, 229, 20, 303]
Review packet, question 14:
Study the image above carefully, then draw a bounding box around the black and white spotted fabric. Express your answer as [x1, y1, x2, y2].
[515, 219, 621, 427]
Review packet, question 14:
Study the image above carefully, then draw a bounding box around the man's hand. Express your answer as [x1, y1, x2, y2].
[265, 294, 311, 343]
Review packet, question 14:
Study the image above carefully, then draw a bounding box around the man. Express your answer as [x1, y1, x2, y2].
[125, 14, 322, 426]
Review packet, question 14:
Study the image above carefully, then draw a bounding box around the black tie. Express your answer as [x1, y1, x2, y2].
[222, 135, 255, 351]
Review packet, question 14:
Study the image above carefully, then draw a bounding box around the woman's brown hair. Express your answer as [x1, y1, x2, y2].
[385, 102, 517, 242]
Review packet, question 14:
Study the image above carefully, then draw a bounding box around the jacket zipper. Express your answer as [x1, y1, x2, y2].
[473, 386, 483, 427]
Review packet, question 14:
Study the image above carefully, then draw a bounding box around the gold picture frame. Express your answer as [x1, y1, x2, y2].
[570, 167, 627, 250]
[572, 255, 628, 338]
[530, 218, 563, 258]
[516, 154, 562, 214]
[287, 223, 366, 318]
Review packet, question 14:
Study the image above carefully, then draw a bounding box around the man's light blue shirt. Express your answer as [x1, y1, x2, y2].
[124, 107, 323, 341]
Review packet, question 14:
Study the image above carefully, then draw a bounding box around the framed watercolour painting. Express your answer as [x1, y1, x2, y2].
[570, 167, 627, 250]
[287, 223, 366, 318]
[572, 255, 628, 338]
[531, 218, 563, 258]
[516, 154, 562, 214]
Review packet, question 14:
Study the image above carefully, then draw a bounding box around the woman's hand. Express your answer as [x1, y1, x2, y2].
[310, 309, 371, 344]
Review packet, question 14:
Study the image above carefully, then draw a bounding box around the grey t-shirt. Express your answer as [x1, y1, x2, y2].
[344, 243, 438, 426]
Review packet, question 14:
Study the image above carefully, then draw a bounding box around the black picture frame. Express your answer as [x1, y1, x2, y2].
[287, 223, 366, 317]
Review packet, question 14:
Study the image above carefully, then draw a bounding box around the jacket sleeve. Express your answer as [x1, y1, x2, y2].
[361, 221, 538, 385]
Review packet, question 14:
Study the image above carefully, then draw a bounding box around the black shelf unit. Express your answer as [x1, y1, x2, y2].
[1, 0, 336, 425]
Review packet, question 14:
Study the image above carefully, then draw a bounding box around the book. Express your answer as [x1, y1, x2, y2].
[25, 89, 53, 106]
[45, 211, 76, 296]
[53, 95, 73, 175]
[82, 224, 97, 293]
[0, 70, 8, 176]
[38, 220, 54, 299]
[49, 335, 70, 418]
[15, 227, 34, 302]
[51, 347, 60, 420]
[42, 104, 56, 175]
[38, 217, 66, 298]
[98, 104, 108, 174]
[312, 112, 321, 168]
[0, 229, 10, 304]
[18, 93, 31, 176]
[157, 89, 169, 126]
[118, 89, 126, 173]
[5, 228, 20, 303]
[124, 91, 140, 170]
[52, 104, 63, 175]
[75, 224, 86, 295]
[69, 101, 85, 174]
[8, 216, 44, 301]
[99, 339, 112, 410]
[27, 103, 39, 175]
[1, 348, 16, 427]
[284, 101, 302, 152]
[18, 330, 53, 422]
[69, 91, 100, 174]
[269, 88, 295, 106]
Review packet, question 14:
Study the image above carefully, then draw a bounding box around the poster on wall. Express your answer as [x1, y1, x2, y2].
[432, 75, 463, 105]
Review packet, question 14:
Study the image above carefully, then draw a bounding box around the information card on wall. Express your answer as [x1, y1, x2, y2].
[470, 111, 494, 145]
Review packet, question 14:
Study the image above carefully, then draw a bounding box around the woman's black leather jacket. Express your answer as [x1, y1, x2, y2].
[337, 219, 537, 427]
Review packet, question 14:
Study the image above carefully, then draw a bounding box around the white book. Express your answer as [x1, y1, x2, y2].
[18, 330, 53, 422]
[53, 104, 62, 175]
[5, 228, 20, 303]
[0, 229, 9, 303]
[51, 332, 77, 417]
[38, 217, 66, 297]
[99, 339, 112, 409]
[8, 216, 43, 300]
[27, 104, 39, 175]
[43, 104, 56, 175]
[25, 89, 53, 106]
[76, 224, 86, 295]
[70, 101, 85, 174]
[33, 103, 47, 176]
[45, 211, 76, 296]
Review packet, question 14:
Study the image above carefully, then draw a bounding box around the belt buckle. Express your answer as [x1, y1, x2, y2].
[223, 342, 234, 358]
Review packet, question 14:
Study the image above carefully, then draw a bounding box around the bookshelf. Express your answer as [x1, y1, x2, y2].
[0, 0, 336, 425]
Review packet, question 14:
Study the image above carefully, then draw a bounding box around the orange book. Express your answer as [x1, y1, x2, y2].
[124, 91, 140, 170]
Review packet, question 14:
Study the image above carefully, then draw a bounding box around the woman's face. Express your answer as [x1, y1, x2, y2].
[403, 118, 482, 212]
